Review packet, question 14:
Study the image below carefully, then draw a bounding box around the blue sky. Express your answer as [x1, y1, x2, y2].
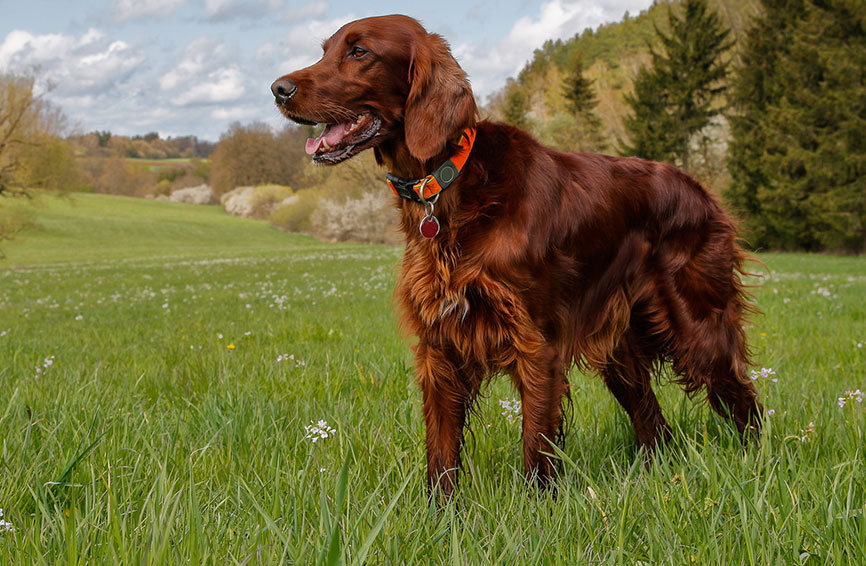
[1, 0, 653, 141]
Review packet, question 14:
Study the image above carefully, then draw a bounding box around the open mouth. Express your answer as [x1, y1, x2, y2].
[304, 113, 381, 164]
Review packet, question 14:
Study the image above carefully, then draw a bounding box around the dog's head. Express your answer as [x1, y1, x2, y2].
[271, 15, 477, 166]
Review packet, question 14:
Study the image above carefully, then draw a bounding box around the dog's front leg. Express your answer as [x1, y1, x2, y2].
[415, 341, 476, 500]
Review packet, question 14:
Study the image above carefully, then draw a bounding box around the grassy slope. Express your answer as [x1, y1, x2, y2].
[1, 194, 864, 563]
[0, 193, 318, 266]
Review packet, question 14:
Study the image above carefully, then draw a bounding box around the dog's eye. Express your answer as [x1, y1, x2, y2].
[349, 46, 368, 59]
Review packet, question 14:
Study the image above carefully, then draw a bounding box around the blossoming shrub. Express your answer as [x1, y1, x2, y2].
[269, 186, 399, 244]
[221, 184, 294, 219]
[310, 190, 399, 244]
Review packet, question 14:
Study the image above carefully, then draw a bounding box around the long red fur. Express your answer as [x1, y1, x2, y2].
[273, 15, 762, 496]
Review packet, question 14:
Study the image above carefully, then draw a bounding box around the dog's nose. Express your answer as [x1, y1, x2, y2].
[271, 78, 297, 104]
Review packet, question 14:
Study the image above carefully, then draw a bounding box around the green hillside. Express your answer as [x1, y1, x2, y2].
[0, 193, 322, 267]
[486, 0, 761, 168]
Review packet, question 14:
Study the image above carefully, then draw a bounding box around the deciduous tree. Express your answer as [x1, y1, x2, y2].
[0, 72, 77, 197]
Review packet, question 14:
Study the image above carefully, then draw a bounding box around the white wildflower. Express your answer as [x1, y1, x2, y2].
[499, 398, 521, 423]
[800, 421, 815, 442]
[277, 353, 306, 367]
[304, 420, 336, 443]
[0, 508, 13, 532]
[838, 389, 863, 408]
[35, 355, 55, 379]
[750, 368, 777, 382]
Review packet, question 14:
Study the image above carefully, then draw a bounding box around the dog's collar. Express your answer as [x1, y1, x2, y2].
[386, 128, 476, 203]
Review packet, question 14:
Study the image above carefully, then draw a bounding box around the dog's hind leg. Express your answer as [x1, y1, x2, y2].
[600, 333, 671, 451]
[691, 309, 763, 435]
[665, 246, 763, 435]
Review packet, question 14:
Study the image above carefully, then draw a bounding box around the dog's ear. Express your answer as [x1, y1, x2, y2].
[405, 34, 477, 162]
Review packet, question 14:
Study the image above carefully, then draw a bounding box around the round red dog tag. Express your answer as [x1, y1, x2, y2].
[419, 216, 440, 238]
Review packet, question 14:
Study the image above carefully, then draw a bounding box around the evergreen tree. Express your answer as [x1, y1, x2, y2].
[562, 53, 596, 116]
[620, 0, 732, 171]
[561, 52, 606, 151]
[621, 66, 678, 161]
[726, 0, 803, 249]
[726, 0, 866, 252]
[503, 85, 530, 130]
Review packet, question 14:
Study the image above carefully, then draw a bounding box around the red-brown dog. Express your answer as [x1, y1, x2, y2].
[272, 14, 762, 497]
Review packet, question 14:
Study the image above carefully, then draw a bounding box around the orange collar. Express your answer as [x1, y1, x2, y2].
[386, 128, 476, 203]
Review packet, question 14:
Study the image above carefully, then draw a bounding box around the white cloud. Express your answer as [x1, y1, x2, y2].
[172, 67, 246, 106]
[113, 0, 187, 22]
[0, 30, 74, 70]
[160, 37, 221, 92]
[0, 28, 145, 96]
[160, 37, 247, 106]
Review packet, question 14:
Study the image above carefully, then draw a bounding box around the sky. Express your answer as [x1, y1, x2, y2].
[1, 0, 653, 141]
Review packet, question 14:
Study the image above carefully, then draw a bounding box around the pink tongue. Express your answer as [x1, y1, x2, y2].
[305, 122, 349, 155]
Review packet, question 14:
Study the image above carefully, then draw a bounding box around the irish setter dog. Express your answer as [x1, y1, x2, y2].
[272, 15, 762, 496]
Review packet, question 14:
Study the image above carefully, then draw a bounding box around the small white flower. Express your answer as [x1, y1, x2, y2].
[74, 314, 84, 321]
[0, 330, 7, 337]
[304, 419, 336, 442]
[750, 368, 776, 382]
[35, 355, 55, 379]
[767, 409, 776, 416]
[277, 353, 305, 367]
[838, 389, 864, 408]
[0, 508, 14, 533]
[499, 398, 521, 423]
[800, 421, 815, 442]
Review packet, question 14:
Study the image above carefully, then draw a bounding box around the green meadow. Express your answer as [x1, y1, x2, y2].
[1, 194, 864, 564]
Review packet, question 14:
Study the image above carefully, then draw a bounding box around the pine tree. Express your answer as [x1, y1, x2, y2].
[726, 0, 866, 252]
[726, 0, 804, 249]
[561, 52, 606, 151]
[620, 0, 732, 171]
[503, 85, 530, 130]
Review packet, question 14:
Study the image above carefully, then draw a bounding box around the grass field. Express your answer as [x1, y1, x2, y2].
[1, 193, 864, 564]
